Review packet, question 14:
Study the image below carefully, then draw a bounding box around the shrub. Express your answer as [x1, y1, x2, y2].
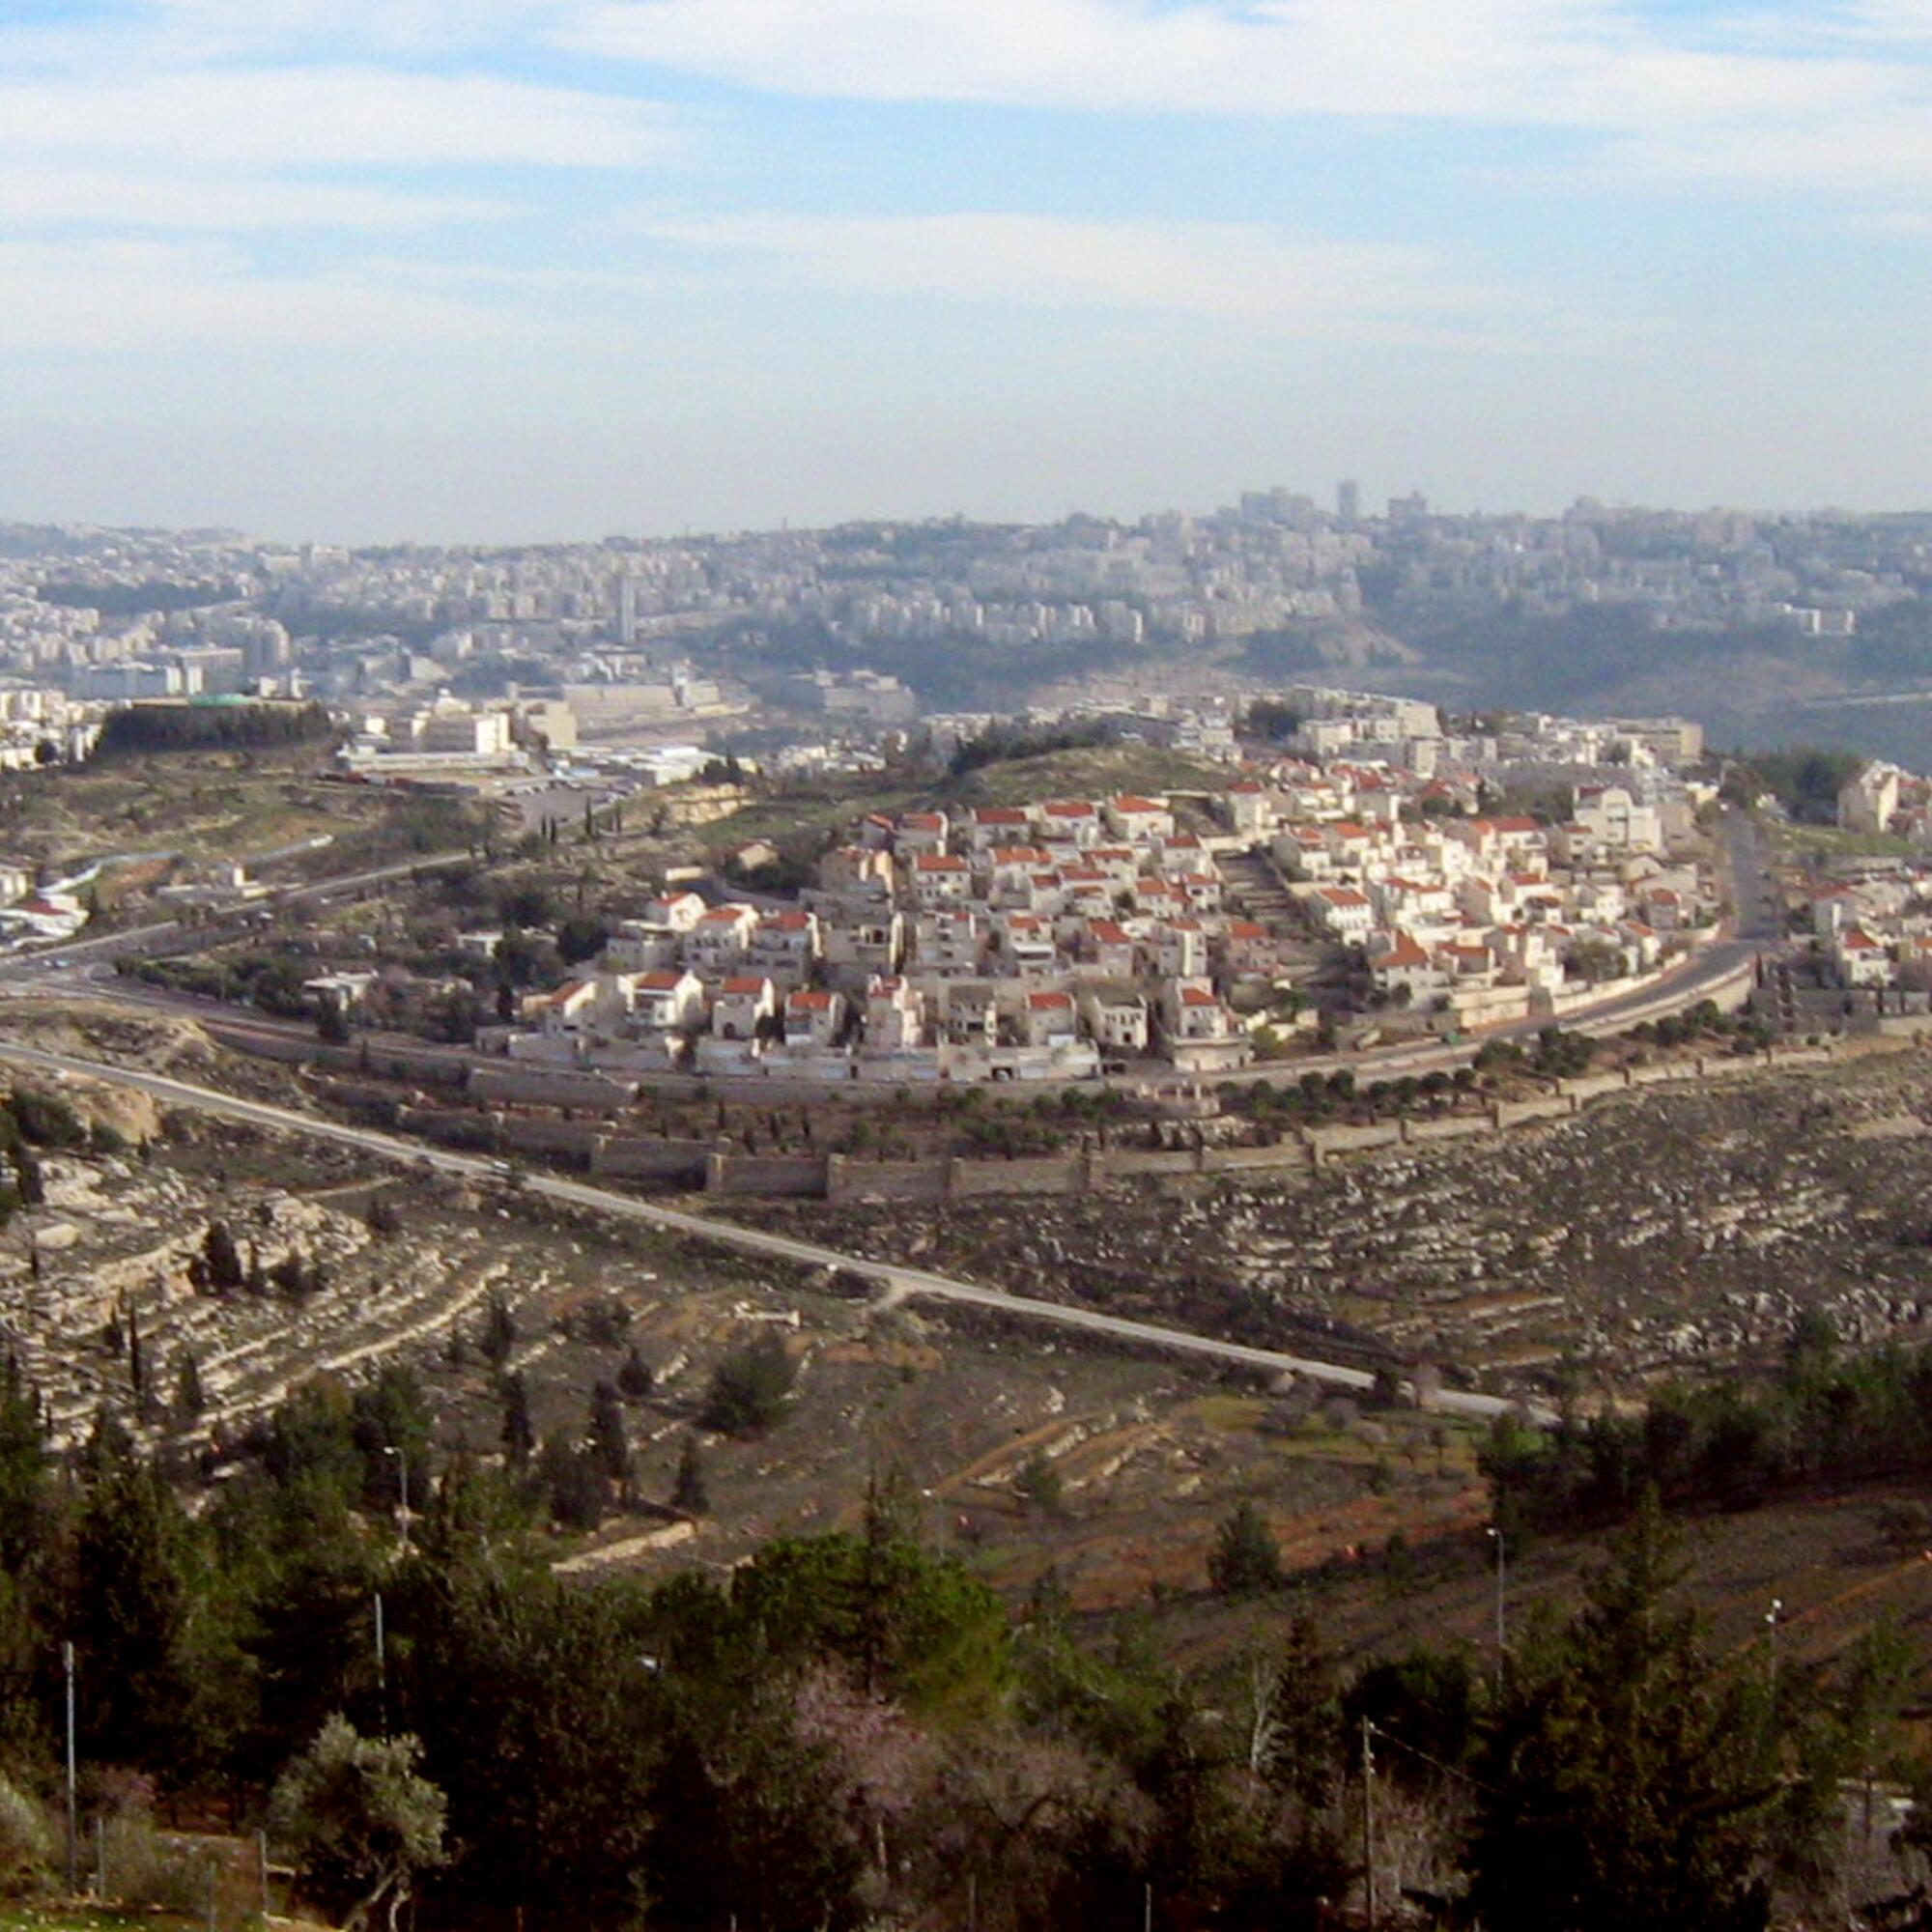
[0, 1773, 50, 1896]
[701, 1334, 799, 1437]
[99, 1814, 206, 1916]
[1208, 1499, 1283, 1595]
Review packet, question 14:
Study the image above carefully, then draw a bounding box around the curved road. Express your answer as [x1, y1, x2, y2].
[0, 1037, 1548, 1425]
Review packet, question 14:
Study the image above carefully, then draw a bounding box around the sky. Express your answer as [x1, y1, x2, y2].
[6, 0, 1932, 542]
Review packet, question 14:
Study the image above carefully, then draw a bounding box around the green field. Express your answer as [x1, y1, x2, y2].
[0, 750, 480, 884]
[690, 745, 1235, 856]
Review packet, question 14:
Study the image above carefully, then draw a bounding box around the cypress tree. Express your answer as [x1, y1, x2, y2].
[499, 1372, 535, 1466]
[671, 1435, 708, 1516]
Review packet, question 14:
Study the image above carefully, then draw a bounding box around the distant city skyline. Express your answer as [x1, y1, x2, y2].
[8, 2, 1932, 543]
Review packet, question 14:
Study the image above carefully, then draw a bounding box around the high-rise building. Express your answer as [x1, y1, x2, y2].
[1337, 479, 1360, 524]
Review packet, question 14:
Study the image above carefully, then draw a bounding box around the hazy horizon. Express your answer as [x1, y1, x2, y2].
[10, 2, 1932, 543]
[17, 483, 1932, 555]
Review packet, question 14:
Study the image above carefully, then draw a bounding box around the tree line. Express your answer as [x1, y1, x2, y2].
[1480, 1313, 1932, 1541]
[0, 1346, 1927, 1929]
[92, 701, 334, 761]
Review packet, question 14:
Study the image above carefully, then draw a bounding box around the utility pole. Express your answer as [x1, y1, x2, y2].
[63, 1641, 76, 1895]
[1766, 1597, 1782, 1701]
[1361, 1717, 1377, 1931]
[375, 1592, 388, 1735]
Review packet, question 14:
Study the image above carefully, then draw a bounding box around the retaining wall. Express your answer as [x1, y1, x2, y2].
[947, 1154, 1086, 1197]
[1558, 1071, 1629, 1105]
[469, 1065, 637, 1112]
[1626, 1061, 1689, 1088]
[397, 1105, 499, 1151]
[705, 1151, 830, 1197]
[1306, 1122, 1403, 1165]
[825, 1154, 951, 1205]
[1202, 1141, 1314, 1174]
[1094, 1148, 1203, 1182]
[1401, 1113, 1492, 1144]
[497, 1115, 604, 1160]
[589, 1137, 711, 1184]
[1492, 1095, 1573, 1127]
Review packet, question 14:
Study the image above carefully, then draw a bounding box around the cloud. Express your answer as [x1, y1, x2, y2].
[0, 239, 606, 355]
[0, 65, 677, 170]
[639, 211, 1536, 338]
[138, 0, 572, 55]
[564, 0, 1932, 209]
[0, 167, 518, 233]
[565, 0, 1606, 121]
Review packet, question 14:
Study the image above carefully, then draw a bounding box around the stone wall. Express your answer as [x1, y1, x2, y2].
[469, 1065, 637, 1112]
[397, 1105, 498, 1151]
[497, 1116, 604, 1162]
[1492, 1095, 1573, 1127]
[1306, 1122, 1404, 1165]
[589, 1137, 711, 1184]
[947, 1154, 1087, 1197]
[1401, 1113, 1492, 1144]
[704, 1151, 830, 1197]
[825, 1154, 951, 1205]
[1202, 1142, 1314, 1175]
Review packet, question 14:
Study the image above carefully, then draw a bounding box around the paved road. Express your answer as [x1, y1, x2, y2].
[0, 1037, 1548, 1424]
[0, 849, 476, 983]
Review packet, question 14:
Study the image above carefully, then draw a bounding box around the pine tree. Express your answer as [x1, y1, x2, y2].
[1208, 1499, 1283, 1596]
[246, 1242, 269, 1298]
[0, 1351, 48, 1573]
[615, 1347, 653, 1402]
[13, 1146, 43, 1208]
[74, 1449, 206, 1774]
[1465, 1499, 1810, 1932]
[671, 1435, 708, 1516]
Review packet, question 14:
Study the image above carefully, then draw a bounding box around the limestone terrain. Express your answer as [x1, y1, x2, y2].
[727, 1053, 1932, 1399]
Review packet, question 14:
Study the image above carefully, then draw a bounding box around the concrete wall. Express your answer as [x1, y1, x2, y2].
[1544, 969, 1659, 1016]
